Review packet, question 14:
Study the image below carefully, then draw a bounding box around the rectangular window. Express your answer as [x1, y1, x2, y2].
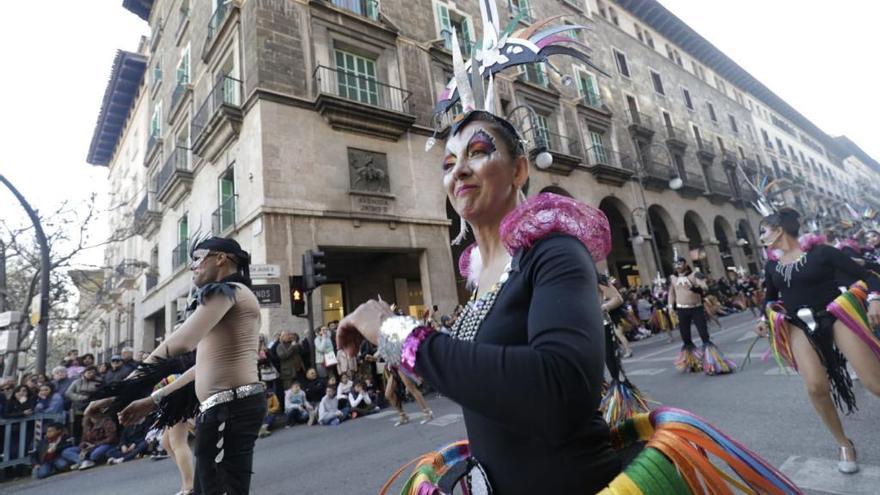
[173, 215, 188, 270]
[707, 102, 717, 122]
[152, 61, 162, 87]
[437, 3, 473, 56]
[761, 129, 772, 148]
[728, 114, 738, 133]
[609, 6, 619, 26]
[532, 113, 550, 144]
[682, 87, 693, 110]
[692, 124, 702, 146]
[150, 102, 162, 137]
[635, 24, 644, 43]
[589, 130, 608, 163]
[176, 45, 191, 85]
[334, 49, 378, 106]
[597, 0, 607, 19]
[509, 0, 533, 23]
[788, 145, 797, 161]
[716, 136, 725, 153]
[332, 0, 379, 20]
[523, 62, 548, 87]
[322, 283, 346, 324]
[613, 49, 630, 78]
[218, 167, 236, 233]
[644, 31, 655, 49]
[775, 138, 786, 156]
[650, 70, 665, 95]
[714, 75, 727, 95]
[576, 69, 601, 107]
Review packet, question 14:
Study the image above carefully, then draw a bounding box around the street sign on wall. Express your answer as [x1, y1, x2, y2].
[252, 284, 282, 307]
[250, 264, 280, 279]
[0, 330, 18, 352]
[0, 311, 22, 328]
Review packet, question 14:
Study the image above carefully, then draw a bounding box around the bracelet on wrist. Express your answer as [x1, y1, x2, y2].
[377, 316, 435, 375]
[150, 388, 164, 406]
[867, 292, 880, 303]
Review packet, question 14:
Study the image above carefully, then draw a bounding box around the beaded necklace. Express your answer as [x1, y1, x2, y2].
[452, 261, 512, 342]
[775, 252, 807, 288]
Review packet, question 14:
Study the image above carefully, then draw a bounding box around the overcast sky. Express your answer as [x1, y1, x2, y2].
[1, 0, 877, 268]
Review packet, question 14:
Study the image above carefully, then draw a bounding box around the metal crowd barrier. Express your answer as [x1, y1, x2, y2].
[0, 413, 66, 470]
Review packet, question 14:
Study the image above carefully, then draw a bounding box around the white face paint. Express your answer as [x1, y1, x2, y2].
[759, 224, 783, 248]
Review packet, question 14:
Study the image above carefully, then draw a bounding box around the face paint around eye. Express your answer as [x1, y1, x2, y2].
[467, 129, 497, 156]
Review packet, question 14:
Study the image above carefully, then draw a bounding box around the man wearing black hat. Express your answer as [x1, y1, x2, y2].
[668, 257, 736, 375]
[115, 236, 264, 494]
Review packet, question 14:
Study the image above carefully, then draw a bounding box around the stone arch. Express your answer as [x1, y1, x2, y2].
[736, 218, 760, 274]
[714, 216, 737, 273]
[683, 210, 711, 272]
[648, 204, 677, 277]
[599, 196, 637, 286]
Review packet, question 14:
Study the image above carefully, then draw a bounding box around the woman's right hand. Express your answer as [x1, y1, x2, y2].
[84, 397, 114, 418]
[755, 321, 769, 337]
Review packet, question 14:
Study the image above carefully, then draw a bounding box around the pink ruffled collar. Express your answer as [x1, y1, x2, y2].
[459, 193, 610, 282]
[766, 233, 827, 261]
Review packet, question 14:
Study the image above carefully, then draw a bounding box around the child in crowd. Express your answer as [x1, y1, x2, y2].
[284, 381, 315, 426]
[259, 389, 283, 438]
[318, 386, 350, 426]
[348, 382, 380, 418]
[336, 372, 354, 409]
[32, 423, 79, 479]
[106, 419, 149, 465]
[77, 413, 118, 470]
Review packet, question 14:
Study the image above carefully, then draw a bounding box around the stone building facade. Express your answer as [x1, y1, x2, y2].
[83, 0, 879, 354]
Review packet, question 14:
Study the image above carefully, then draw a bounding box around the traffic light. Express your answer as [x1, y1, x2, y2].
[302, 249, 328, 291]
[289, 276, 306, 316]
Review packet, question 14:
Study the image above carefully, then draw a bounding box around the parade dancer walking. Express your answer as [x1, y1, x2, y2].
[758, 208, 880, 474]
[669, 257, 736, 374]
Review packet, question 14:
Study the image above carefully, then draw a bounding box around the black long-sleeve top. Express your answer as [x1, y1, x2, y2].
[415, 235, 620, 494]
[764, 244, 880, 313]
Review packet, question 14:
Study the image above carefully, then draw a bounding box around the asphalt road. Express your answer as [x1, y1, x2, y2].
[4, 311, 878, 494]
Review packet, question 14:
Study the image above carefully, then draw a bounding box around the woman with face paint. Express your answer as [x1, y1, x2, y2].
[757, 208, 880, 474]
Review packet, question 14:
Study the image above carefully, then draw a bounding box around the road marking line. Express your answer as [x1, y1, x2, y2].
[737, 331, 760, 342]
[625, 368, 667, 376]
[780, 455, 880, 495]
[427, 413, 462, 427]
[625, 319, 756, 363]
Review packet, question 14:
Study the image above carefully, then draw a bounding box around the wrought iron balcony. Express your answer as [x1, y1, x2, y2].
[509, 2, 534, 23]
[580, 90, 602, 110]
[144, 132, 163, 166]
[524, 128, 582, 175]
[145, 272, 158, 292]
[678, 168, 706, 196]
[212, 195, 237, 235]
[203, 0, 238, 61]
[155, 146, 193, 206]
[695, 138, 715, 161]
[584, 146, 634, 186]
[330, 0, 379, 20]
[705, 177, 733, 204]
[191, 75, 243, 160]
[664, 125, 688, 149]
[171, 239, 189, 271]
[133, 194, 161, 237]
[627, 110, 654, 139]
[313, 65, 415, 140]
[721, 150, 738, 168]
[114, 259, 143, 290]
[168, 79, 193, 123]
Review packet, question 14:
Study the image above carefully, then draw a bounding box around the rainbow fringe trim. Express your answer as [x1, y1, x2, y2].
[826, 281, 880, 362]
[384, 407, 802, 495]
[674, 345, 703, 373]
[702, 343, 736, 375]
[600, 378, 654, 428]
[765, 302, 796, 372]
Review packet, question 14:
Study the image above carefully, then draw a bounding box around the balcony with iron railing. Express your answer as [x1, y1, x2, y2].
[313, 65, 415, 140]
[145, 271, 159, 292]
[213, 195, 237, 235]
[144, 131, 163, 166]
[171, 239, 189, 271]
[509, 2, 534, 23]
[114, 259, 143, 290]
[695, 138, 715, 161]
[330, 0, 379, 20]
[664, 125, 688, 150]
[168, 77, 193, 124]
[584, 145, 634, 186]
[677, 167, 706, 196]
[203, 0, 239, 61]
[133, 193, 162, 237]
[626, 110, 654, 139]
[721, 150, 738, 168]
[524, 128, 583, 175]
[155, 146, 193, 206]
[191, 75, 243, 160]
[705, 176, 733, 204]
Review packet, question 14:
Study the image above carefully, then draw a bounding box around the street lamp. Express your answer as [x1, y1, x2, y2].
[506, 104, 553, 170]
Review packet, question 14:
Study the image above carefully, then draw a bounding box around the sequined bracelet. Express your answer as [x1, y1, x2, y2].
[377, 316, 422, 368]
[400, 325, 435, 376]
[868, 292, 880, 304]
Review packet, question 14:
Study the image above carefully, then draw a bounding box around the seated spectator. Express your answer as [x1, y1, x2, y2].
[97, 362, 110, 378]
[106, 419, 149, 465]
[301, 368, 326, 404]
[284, 381, 314, 426]
[77, 413, 118, 470]
[336, 372, 354, 408]
[120, 347, 138, 375]
[318, 386, 350, 426]
[32, 422, 78, 479]
[336, 344, 357, 379]
[65, 365, 102, 443]
[34, 383, 65, 414]
[103, 355, 130, 384]
[259, 389, 283, 438]
[348, 382, 380, 418]
[23, 374, 41, 394]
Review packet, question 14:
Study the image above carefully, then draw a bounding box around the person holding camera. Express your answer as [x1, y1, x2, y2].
[668, 257, 735, 375]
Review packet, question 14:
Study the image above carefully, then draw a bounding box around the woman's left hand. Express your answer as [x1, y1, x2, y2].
[868, 300, 880, 328]
[336, 300, 394, 357]
[118, 397, 156, 426]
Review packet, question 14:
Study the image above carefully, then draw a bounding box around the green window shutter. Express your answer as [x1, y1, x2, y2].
[590, 131, 607, 163]
[178, 216, 188, 244]
[437, 4, 452, 48]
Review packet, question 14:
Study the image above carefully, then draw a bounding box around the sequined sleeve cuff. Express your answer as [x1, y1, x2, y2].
[377, 316, 434, 372]
[867, 292, 880, 303]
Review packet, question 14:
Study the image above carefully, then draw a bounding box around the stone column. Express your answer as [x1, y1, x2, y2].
[702, 240, 726, 280]
[670, 239, 692, 267]
[729, 245, 749, 272]
[632, 238, 658, 286]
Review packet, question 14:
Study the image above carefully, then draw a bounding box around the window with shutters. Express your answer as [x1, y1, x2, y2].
[218, 167, 236, 233]
[331, 0, 379, 20]
[150, 102, 162, 138]
[532, 113, 550, 144]
[728, 114, 738, 134]
[334, 49, 378, 106]
[523, 62, 548, 87]
[612, 48, 630, 78]
[707, 102, 717, 122]
[682, 87, 693, 110]
[589, 130, 608, 163]
[576, 68, 601, 107]
[509, 0, 533, 23]
[176, 44, 191, 85]
[650, 70, 664, 96]
[435, 2, 474, 56]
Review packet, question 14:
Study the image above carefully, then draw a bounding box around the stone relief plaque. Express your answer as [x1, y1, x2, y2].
[348, 148, 390, 194]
